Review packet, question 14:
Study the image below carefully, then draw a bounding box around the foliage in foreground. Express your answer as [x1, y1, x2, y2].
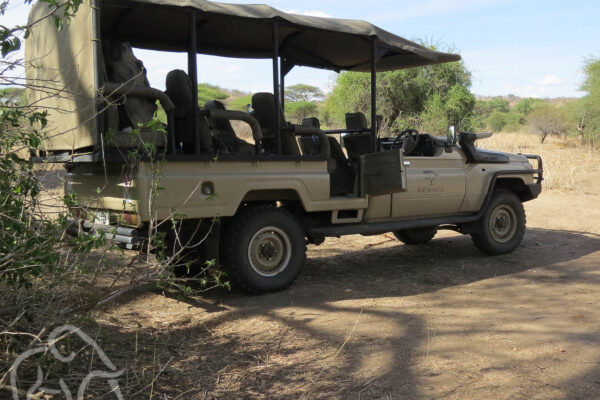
[0, 0, 84, 286]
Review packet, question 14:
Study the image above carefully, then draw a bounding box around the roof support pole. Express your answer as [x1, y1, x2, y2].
[280, 66, 285, 113]
[272, 22, 281, 155]
[370, 38, 378, 153]
[188, 10, 200, 154]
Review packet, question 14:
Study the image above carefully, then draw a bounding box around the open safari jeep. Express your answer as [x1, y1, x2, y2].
[27, 0, 543, 293]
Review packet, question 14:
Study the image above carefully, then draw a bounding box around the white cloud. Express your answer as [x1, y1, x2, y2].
[537, 74, 563, 86]
[286, 9, 333, 18]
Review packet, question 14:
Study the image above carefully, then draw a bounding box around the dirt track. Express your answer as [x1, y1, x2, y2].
[91, 188, 600, 399]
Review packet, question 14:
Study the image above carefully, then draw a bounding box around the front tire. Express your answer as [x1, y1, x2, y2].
[471, 190, 526, 255]
[221, 206, 306, 294]
[394, 226, 438, 245]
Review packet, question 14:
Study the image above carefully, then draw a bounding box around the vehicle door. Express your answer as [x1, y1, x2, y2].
[390, 148, 466, 218]
[360, 148, 407, 196]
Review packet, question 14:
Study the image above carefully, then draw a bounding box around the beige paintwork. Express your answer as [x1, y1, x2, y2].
[67, 144, 535, 228]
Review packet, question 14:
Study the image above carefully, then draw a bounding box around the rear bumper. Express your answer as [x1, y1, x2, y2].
[66, 219, 145, 249]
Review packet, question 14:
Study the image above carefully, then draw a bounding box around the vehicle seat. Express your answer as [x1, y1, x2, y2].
[103, 40, 156, 130]
[204, 100, 254, 155]
[251, 92, 300, 155]
[328, 136, 356, 196]
[343, 112, 372, 160]
[298, 117, 355, 196]
[345, 112, 368, 131]
[165, 69, 213, 153]
[298, 118, 322, 155]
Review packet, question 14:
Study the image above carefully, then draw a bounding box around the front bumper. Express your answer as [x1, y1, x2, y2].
[521, 154, 543, 201]
[525, 183, 542, 200]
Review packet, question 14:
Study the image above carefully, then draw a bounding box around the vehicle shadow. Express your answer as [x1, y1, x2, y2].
[90, 227, 600, 398]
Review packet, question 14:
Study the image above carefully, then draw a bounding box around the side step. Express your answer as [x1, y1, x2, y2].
[308, 213, 480, 238]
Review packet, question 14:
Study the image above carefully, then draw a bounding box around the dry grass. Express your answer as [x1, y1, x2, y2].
[479, 131, 600, 191]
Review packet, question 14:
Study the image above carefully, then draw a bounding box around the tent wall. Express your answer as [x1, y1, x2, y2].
[26, 1, 99, 152]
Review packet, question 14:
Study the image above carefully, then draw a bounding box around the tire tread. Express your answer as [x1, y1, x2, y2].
[221, 206, 306, 294]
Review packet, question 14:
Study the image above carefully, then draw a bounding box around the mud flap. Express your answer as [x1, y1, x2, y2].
[359, 149, 407, 196]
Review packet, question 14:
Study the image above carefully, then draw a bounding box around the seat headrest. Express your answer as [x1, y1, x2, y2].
[204, 100, 227, 111]
[252, 92, 286, 137]
[345, 112, 368, 130]
[301, 117, 320, 129]
[165, 69, 193, 118]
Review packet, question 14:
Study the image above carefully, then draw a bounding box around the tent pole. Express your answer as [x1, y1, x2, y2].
[189, 11, 200, 154]
[371, 39, 377, 153]
[272, 22, 281, 155]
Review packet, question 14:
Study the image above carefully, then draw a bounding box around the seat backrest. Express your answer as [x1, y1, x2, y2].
[204, 100, 235, 135]
[343, 133, 372, 160]
[165, 69, 212, 153]
[301, 117, 321, 129]
[204, 100, 255, 155]
[345, 112, 368, 131]
[103, 40, 156, 130]
[252, 92, 299, 155]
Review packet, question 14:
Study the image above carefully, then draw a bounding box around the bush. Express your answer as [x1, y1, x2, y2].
[285, 101, 318, 123]
[197, 83, 229, 105]
[527, 105, 566, 143]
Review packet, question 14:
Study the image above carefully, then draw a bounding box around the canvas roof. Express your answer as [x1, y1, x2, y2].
[100, 0, 461, 72]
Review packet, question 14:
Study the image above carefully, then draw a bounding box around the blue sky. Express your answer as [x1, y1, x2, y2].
[2, 0, 599, 98]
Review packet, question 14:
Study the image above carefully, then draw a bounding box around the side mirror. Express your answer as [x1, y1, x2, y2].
[447, 125, 457, 144]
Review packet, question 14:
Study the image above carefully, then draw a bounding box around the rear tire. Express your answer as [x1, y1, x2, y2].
[221, 206, 306, 294]
[471, 190, 526, 255]
[393, 226, 438, 245]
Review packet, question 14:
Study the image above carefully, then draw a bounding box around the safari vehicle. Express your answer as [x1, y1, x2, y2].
[27, 0, 542, 293]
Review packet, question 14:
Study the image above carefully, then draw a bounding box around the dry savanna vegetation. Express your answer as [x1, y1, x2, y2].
[480, 131, 600, 191]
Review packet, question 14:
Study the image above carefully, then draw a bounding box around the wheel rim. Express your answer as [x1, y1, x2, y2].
[488, 205, 518, 243]
[248, 226, 292, 277]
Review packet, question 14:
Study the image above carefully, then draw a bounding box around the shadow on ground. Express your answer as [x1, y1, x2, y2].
[9, 227, 597, 399]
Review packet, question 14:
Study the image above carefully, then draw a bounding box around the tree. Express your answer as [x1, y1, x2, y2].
[582, 58, 600, 101]
[285, 84, 324, 102]
[285, 101, 318, 122]
[419, 94, 448, 134]
[513, 98, 545, 115]
[527, 105, 566, 143]
[324, 46, 473, 133]
[487, 111, 507, 132]
[445, 84, 475, 128]
[0, 87, 25, 105]
[577, 57, 600, 144]
[197, 83, 228, 104]
[487, 97, 510, 113]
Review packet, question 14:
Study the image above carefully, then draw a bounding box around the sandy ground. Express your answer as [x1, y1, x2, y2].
[78, 183, 599, 399]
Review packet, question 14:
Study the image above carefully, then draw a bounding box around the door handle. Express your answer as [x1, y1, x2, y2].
[403, 161, 411, 166]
